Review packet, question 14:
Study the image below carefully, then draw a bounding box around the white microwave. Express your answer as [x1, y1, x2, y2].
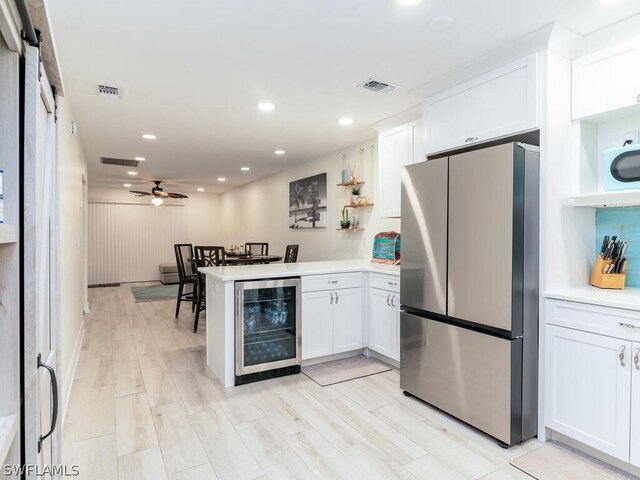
[604, 143, 640, 191]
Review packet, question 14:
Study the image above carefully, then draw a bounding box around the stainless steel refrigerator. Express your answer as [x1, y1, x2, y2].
[400, 142, 539, 447]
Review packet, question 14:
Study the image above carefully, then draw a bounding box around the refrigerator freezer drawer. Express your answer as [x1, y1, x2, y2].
[400, 312, 522, 445]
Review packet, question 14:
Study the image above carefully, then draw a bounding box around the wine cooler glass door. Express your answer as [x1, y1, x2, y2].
[236, 278, 301, 375]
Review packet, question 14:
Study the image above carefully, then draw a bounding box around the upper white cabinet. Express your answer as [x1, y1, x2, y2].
[572, 39, 640, 120]
[378, 119, 423, 218]
[424, 54, 538, 155]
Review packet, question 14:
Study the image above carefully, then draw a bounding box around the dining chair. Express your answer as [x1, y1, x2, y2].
[193, 246, 226, 332]
[284, 244, 299, 263]
[245, 242, 269, 256]
[174, 244, 197, 318]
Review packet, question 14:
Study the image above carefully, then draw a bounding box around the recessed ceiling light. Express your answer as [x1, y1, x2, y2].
[142, 134, 156, 140]
[274, 150, 286, 155]
[428, 16, 454, 32]
[124, 183, 132, 187]
[396, 0, 423, 4]
[217, 177, 226, 182]
[257, 102, 275, 111]
[128, 171, 137, 176]
[134, 156, 145, 161]
[241, 167, 250, 171]
[338, 118, 354, 126]
[197, 187, 204, 192]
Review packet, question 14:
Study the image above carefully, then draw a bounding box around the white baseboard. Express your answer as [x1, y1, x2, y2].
[60, 319, 85, 429]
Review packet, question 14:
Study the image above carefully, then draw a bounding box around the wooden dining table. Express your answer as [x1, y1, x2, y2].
[223, 253, 283, 265]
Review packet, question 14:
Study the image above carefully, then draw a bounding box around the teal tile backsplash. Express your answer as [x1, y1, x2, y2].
[596, 206, 640, 288]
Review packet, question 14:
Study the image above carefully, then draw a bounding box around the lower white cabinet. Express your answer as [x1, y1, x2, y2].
[545, 325, 632, 461]
[632, 344, 640, 467]
[368, 288, 400, 361]
[302, 287, 363, 360]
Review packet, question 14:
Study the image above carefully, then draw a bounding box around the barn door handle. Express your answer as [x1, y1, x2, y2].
[37, 353, 58, 453]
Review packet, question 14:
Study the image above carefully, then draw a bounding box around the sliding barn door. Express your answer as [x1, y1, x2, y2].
[88, 203, 187, 284]
[22, 43, 60, 478]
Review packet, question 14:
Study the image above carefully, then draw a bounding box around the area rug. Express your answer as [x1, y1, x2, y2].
[302, 355, 391, 386]
[130, 284, 181, 303]
[511, 441, 635, 479]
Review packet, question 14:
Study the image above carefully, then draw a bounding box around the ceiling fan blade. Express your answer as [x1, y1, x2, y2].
[167, 192, 189, 199]
[154, 191, 169, 198]
[130, 191, 152, 196]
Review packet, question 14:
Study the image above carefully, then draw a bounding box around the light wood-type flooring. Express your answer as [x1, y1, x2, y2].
[63, 284, 543, 480]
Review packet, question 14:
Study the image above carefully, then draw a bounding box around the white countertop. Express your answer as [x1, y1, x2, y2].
[544, 286, 640, 312]
[199, 259, 400, 281]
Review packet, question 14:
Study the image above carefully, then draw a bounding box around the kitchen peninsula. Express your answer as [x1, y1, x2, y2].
[199, 259, 400, 387]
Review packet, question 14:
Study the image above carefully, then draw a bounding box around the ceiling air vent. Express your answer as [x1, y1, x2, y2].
[358, 78, 399, 94]
[97, 84, 121, 99]
[100, 157, 140, 167]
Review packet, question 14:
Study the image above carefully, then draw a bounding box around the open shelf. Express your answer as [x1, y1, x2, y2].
[344, 203, 374, 208]
[336, 228, 364, 232]
[336, 181, 365, 187]
[0, 224, 18, 244]
[565, 191, 640, 208]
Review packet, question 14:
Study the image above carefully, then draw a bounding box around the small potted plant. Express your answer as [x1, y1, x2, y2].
[351, 187, 360, 205]
[340, 207, 350, 229]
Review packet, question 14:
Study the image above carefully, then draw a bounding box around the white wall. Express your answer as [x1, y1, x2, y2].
[88, 187, 223, 247]
[220, 139, 401, 261]
[58, 97, 88, 398]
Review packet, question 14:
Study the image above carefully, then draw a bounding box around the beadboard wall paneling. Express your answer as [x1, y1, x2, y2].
[88, 202, 187, 285]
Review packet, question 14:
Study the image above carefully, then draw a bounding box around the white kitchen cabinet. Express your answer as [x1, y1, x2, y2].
[424, 54, 538, 155]
[378, 119, 423, 218]
[545, 324, 632, 461]
[572, 38, 640, 120]
[631, 342, 640, 467]
[333, 288, 363, 354]
[302, 277, 363, 360]
[301, 290, 334, 360]
[368, 288, 399, 361]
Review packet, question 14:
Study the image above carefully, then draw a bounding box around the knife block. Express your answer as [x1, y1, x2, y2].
[589, 253, 626, 289]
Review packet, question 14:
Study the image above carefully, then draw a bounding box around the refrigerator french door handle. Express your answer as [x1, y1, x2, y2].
[37, 353, 59, 453]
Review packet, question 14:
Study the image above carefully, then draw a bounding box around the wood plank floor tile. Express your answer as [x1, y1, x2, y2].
[404, 455, 468, 480]
[168, 463, 218, 480]
[117, 447, 168, 480]
[113, 360, 145, 397]
[63, 434, 118, 480]
[171, 370, 223, 415]
[343, 441, 420, 480]
[135, 342, 165, 369]
[64, 385, 116, 442]
[115, 392, 158, 456]
[152, 402, 209, 474]
[191, 407, 264, 480]
[141, 366, 182, 408]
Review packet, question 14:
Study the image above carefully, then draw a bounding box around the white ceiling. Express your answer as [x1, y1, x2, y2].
[50, 0, 640, 194]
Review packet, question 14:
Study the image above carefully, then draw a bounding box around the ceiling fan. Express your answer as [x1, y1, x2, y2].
[130, 180, 188, 206]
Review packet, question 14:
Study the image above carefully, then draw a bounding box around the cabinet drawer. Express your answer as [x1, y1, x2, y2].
[546, 299, 640, 342]
[302, 273, 362, 292]
[369, 273, 400, 293]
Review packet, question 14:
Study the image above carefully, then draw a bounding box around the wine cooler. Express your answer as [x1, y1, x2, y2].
[235, 278, 301, 385]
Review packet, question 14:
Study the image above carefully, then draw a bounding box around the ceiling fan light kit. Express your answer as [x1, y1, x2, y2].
[129, 180, 189, 206]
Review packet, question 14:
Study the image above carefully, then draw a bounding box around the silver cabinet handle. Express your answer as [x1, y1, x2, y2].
[328, 280, 339, 284]
[386, 294, 390, 306]
[335, 292, 339, 304]
[637, 93, 640, 103]
[620, 345, 626, 366]
[635, 349, 640, 370]
[388, 281, 398, 286]
[464, 136, 479, 143]
[619, 322, 640, 329]
[391, 295, 395, 307]
[330, 292, 334, 304]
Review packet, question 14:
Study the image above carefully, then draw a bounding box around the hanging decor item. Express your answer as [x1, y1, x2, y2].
[371, 231, 401, 265]
[289, 173, 327, 229]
